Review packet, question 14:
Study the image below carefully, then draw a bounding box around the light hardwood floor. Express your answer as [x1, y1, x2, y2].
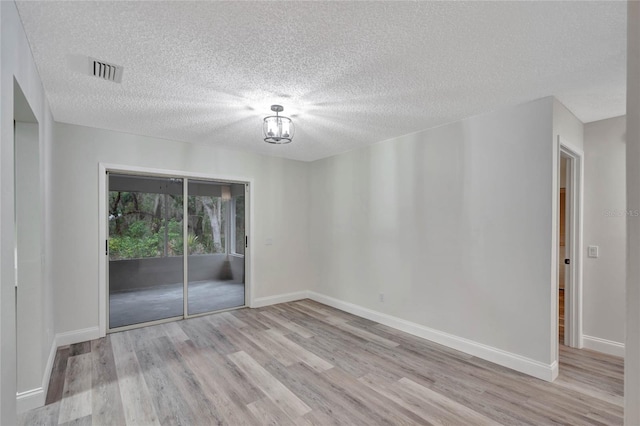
[20, 300, 623, 425]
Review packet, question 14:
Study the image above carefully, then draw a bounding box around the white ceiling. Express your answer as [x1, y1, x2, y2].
[16, 1, 626, 162]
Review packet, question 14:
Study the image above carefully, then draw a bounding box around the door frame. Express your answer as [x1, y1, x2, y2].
[98, 163, 254, 337]
[554, 136, 584, 355]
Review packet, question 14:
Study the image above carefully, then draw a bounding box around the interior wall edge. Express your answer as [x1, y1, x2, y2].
[625, 1, 640, 423]
[2, 2, 56, 424]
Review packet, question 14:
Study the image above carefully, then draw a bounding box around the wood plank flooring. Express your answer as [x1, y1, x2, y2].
[19, 300, 623, 425]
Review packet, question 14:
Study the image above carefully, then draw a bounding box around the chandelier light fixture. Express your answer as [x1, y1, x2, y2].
[263, 105, 294, 144]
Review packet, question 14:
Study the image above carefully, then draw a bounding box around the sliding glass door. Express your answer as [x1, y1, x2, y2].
[187, 180, 245, 315]
[108, 172, 246, 331]
[108, 174, 184, 329]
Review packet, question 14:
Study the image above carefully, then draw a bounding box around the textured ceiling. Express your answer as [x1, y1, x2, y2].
[16, 1, 626, 162]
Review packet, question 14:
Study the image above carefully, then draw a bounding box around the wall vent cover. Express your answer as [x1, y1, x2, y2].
[89, 57, 123, 83]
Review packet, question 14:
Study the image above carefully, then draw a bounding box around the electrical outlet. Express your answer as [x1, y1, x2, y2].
[379, 293, 384, 303]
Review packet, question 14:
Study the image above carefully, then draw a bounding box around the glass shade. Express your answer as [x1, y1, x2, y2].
[263, 115, 294, 144]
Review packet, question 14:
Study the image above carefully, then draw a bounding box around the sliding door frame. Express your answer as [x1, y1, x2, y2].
[98, 163, 253, 337]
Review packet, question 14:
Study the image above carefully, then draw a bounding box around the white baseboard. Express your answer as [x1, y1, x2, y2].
[42, 337, 57, 394]
[18, 327, 99, 412]
[306, 291, 557, 382]
[251, 291, 308, 308]
[16, 387, 45, 413]
[16, 337, 58, 413]
[582, 335, 625, 357]
[56, 326, 100, 347]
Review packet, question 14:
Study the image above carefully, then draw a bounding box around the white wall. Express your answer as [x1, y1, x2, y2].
[583, 116, 626, 352]
[0, 2, 56, 422]
[15, 122, 44, 394]
[51, 123, 311, 336]
[553, 99, 584, 151]
[309, 97, 557, 376]
[626, 1, 640, 422]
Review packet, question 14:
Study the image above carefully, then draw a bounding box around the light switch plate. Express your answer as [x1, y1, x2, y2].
[588, 245, 599, 258]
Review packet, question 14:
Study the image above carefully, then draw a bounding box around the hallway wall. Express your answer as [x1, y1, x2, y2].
[0, 1, 56, 421]
[583, 115, 626, 355]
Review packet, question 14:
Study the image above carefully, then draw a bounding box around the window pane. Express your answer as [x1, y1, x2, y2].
[187, 180, 244, 315]
[108, 191, 183, 260]
[187, 184, 227, 255]
[108, 174, 184, 329]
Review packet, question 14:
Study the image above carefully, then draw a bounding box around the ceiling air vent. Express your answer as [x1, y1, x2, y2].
[89, 57, 123, 83]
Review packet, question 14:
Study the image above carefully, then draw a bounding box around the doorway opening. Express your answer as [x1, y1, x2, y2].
[556, 138, 583, 354]
[559, 156, 568, 345]
[13, 79, 44, 401]
[105, 171, 249, 332]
